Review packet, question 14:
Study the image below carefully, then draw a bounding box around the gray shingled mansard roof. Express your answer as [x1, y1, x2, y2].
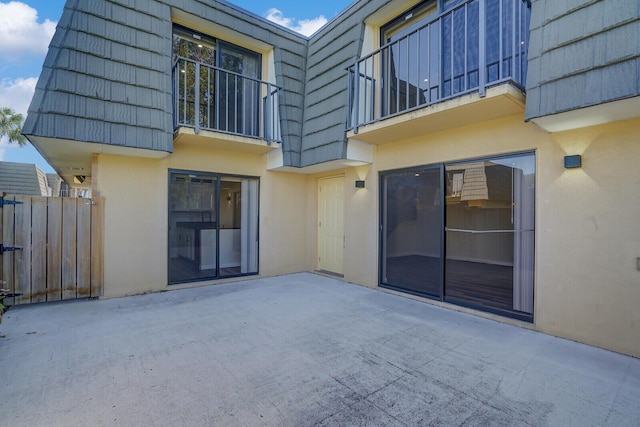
[0, 161, 51, 196]
[22, 0, 393, 177]
[23, 0, 640, 176]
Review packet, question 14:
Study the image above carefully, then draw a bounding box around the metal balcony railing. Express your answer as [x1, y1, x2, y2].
[172, 57, 282, 144]
[347, 0, 531, 132]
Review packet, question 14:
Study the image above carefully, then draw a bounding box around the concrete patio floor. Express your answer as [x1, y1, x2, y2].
[0, 273, 638, 426]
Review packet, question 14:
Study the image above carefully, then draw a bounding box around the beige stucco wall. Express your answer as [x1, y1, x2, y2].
[93, 115, 640, 357]
[94, 142, 310, 298]
[344, 164, 380, 287]
[260, 170, 311, 276]
[341, 115, 640, 357]
[535, 118, 640, 357]
[96, 154, 167, 298]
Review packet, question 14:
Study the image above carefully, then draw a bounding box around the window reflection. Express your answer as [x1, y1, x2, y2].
[445, 154, 535, 314]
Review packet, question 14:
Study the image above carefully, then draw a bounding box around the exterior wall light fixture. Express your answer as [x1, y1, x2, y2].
[564, 155, 582, 169]
[355, 180, 365, 188]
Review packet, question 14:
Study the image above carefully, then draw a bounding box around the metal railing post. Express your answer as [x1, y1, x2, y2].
[353, 62, 360, 134]
[479, 0, 486, 97]
[194, 62, 200, 134]
[499, 0, 504, 80]
[463, 4, 468, 92]
[347, 67, 352, 129]
[214, 67, 219, 130]
[172, 63, 177, 129]
[449, 8, 454, 96]
[182, 60, 187, 125]
[206, 68, 211, 129]
[266, 83, 272, 145]
[241, 76, 246, 135]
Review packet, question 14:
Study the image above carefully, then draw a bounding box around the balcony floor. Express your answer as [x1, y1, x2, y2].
[348, 83, 526, 144]
[174, 127, 280, 154]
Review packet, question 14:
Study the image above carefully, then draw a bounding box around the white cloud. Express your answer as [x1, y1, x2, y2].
[0, 77, 37, 116]
[265, 8, 327, 37]
[0, 1, 56, 60]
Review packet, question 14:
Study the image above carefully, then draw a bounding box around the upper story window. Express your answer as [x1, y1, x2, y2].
[172, 24, 281, 142]
[381, 0, 467, 44]
[382, 1, 437, 44]
[349, 0, 531, 130]
[172, 24, 261, 79]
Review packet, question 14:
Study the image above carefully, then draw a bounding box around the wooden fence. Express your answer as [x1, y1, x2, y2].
[0, 195, 104, 305]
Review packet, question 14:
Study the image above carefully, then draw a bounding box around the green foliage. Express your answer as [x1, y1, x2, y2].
[0, 281, 7, 311]
[0, 107, 27, 146]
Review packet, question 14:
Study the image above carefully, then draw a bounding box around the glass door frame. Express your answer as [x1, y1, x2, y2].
[379, 163, 445, 299]
[167, 169, 260, 285]
[442, 151, 535, 322]
[378, 151, 535, 322]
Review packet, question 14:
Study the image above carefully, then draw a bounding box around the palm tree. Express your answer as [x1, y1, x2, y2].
[0, 107, 27, 146]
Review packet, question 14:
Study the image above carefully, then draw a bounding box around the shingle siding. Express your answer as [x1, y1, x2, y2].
[25, 0, 405, 168]
[273, 44, 307, 167]
[300, 0, 387, 167]
[0, 162, 51, 196]
[24, 0, 307, 163]
[23, 0, 173, 151]
[525, 0, 640, 120]
[31, 0, 635, 167]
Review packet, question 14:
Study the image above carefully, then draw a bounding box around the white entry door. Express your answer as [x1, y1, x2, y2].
[318, 176, 345, 275]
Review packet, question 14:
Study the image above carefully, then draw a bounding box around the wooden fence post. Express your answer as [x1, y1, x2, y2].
[90, 197, 104, 297]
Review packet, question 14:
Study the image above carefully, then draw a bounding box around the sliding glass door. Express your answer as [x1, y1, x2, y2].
[380, 152, 535, 320]
[168, 170, 259, 284]
[380, 166, 443, 298]
[445, 154, 535, 317]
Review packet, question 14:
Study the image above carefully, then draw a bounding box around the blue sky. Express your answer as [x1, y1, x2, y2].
[0, 0, 351, 173]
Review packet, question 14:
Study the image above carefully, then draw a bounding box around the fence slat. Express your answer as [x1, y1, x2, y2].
[90, 197, 104, 297]
[31, 197, 47, 303]
[14, 196, 32, 305]
[76, 199, 91, 298]
[2, 198, 15, 306]
[62, 198, 78, 300]
[46, 198, 63, 301]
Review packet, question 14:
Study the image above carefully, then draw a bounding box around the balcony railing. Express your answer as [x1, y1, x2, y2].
[347, 0, 531, 132]
[173, 57, 281, 144]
